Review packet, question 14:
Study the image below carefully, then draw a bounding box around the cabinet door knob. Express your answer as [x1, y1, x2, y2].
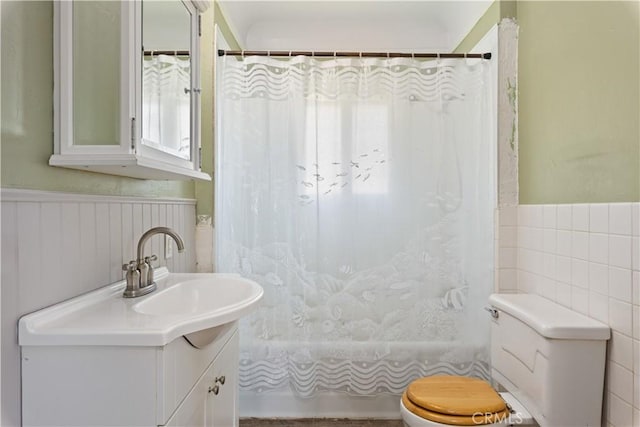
[215, 375, 226, 385]
[208, 385, 219, 395]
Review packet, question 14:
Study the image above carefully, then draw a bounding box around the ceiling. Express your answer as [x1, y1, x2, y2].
[217, 0, 493, 52]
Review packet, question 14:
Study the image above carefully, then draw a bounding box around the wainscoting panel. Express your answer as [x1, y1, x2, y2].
[0, 189, 197, 427]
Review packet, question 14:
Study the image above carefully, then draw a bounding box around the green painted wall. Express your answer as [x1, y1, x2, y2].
[456, 0, 639, 203]
[195, 1, 241, 217]
[1, 1, 194, 199]
[518, 1, 639, 203]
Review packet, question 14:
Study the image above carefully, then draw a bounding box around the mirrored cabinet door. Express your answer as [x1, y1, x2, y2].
[73, 1, 122, 146]
[141, 0, 192, 161]
[50, 0, 210, 181]
[136, 0, 200, 171]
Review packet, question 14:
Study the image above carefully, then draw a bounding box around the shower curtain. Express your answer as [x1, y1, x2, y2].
[216, 54, 495, 397]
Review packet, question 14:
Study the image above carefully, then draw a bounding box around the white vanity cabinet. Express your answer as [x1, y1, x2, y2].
[21, 322, 240, 427]
[50, 0, 211, 181]
[166, 329, 238, 427]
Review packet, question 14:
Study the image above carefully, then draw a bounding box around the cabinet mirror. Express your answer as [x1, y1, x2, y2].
[142, 0, 193, 161]
[72, 1, 121, 146]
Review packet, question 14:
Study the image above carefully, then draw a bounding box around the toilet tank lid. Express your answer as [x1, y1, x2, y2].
[489, 294, 611, 340]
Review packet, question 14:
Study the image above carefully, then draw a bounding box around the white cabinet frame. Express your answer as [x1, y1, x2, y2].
[51, 0, 211, 181]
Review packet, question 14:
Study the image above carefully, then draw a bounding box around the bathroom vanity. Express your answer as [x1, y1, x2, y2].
[19, 269, 263, 426]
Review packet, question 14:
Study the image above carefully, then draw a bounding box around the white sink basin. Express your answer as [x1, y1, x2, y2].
[134, 276, 261, 316]
[18, 268, 263, 347]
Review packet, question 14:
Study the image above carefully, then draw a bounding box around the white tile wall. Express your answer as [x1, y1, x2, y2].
[591, 204, 610, 234]
[572, 204, 590, 231]
[1, 189, 197, 427]
[497, 202, 640, 427]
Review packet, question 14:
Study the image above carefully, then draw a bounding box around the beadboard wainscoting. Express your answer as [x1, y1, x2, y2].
[1, 189, 197, 427]
[498, 203, 640, 427]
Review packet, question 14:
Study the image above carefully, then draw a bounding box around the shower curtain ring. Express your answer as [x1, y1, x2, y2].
[289, 51, 292, 57]
[241, 50, 245, 59]
[267, 50, 271, 57]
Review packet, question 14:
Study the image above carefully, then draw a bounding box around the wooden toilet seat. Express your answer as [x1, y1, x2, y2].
[403, 375, 510, 426]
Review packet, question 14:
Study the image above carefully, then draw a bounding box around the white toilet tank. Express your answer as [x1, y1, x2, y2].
[488, 294, 610, 427]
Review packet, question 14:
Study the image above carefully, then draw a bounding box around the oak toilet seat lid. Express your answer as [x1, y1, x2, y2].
[403, 375, 510, 426]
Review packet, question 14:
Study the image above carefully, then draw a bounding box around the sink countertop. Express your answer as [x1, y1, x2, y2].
[19, 268, 263, 347]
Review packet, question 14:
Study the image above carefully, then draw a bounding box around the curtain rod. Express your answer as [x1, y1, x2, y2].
[143, 50, 190, 56]
[217, 49, 491, 60]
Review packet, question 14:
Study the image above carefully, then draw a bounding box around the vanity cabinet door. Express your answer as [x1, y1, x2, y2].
[209, 331, 239, 426]
[163, 365, 212, 427]
[162, 330, 239, 427]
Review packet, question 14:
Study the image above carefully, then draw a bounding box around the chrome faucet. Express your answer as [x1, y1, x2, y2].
[122, 227, 185, 298]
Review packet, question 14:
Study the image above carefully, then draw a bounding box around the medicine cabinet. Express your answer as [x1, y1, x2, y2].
[50, 0, 211, 181]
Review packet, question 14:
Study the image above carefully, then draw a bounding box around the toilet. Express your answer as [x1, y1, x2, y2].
[401, 293, 611, 427]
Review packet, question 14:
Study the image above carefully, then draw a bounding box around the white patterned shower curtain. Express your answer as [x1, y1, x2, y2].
[215, 55, 495, 397]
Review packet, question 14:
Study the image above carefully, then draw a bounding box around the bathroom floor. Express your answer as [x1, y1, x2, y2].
[240, 419, 403, 427]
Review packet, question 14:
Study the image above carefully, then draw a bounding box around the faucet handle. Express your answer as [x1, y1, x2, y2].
[122, 260, 141, 298]
[144, 254, 158, 264]
[122, 260, 136, 271]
